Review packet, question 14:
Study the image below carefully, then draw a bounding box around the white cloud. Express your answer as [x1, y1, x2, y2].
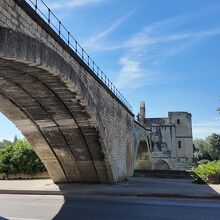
[80, 5, 220, 90]
[126, 27, 220, 49]
[47, 0, 103, 10]
[193, 118, 220, 139]
[84, 12, 132, 51]
[115, 57, 156, 89]
[85, 6, 220, 52]
[113, 17, 220, 89]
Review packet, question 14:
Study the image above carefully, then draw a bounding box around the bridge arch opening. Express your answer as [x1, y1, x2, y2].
[0, 61, 110, 183]
[0, 24, 119, 184]
[153, 159, 170, 170]
[0, 112, 50, 177]
[135, 140, 151, 170]
[0, 113, 24, 141]
[0, 95, 67, 183]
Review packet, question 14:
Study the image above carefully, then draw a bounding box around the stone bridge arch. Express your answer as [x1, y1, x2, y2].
[0, 94, 67, 183]
[135, 140, 151, 170]
[0, 27, 113, 183]
[0, 0, 152, 184]
[152, 159, 170, 170]
[133, 125, 152, 171]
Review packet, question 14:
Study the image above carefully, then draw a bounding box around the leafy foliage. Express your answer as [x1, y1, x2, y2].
[0, 136, 18, 149]
[193, 133, 220, 161]
[0, 139, 13, 149]
[206, 133, 220, 160]
[193, 161, 220, 180]
[0, 139, 46, 174]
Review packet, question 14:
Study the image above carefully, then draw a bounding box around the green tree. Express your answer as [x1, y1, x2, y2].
[193, 139, 208, 153]
[0, 136, 21, 148]
[193, 138, 212, 161]
[0, 139, 13, 149]
[13, 135, 18, 144]
[206, 133, 220, 160]
[0, 139, 46, 174]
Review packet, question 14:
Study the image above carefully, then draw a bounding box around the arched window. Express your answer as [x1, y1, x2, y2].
[154, 160, 170, 170]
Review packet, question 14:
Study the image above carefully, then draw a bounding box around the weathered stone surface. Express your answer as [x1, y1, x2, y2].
[0, 0, 150, 183]
[138, 102, 194, 171]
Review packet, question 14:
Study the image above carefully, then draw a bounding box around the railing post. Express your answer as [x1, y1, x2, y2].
[58, 21, 61, 36]
[82, 48, 84, 60]
[75, 41, 78, 53]
[48, 8, 51, 24]
[68, 32, 70, 45]
[97, 66, 99, 77]
[35, 0, 38, 11]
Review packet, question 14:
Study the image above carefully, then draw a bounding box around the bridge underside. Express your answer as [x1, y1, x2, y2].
[0, 58, 110, 183]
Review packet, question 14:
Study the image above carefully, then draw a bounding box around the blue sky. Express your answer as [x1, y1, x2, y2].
[0, 0, 220, 140]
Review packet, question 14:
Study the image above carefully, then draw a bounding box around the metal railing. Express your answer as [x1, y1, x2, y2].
[25, 0, 132, 112]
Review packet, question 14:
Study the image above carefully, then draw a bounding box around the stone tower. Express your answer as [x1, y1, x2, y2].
[140, 101, 145, 125]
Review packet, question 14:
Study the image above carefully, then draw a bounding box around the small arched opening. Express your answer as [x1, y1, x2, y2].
[154, 159, 170, 170]
[135, 140, 150, 170]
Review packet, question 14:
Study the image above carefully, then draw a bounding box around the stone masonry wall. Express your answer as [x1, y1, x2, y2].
[0, 0, 149, 182]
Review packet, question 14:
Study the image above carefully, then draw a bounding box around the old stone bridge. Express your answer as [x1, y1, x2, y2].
[0, 0, 151, 183]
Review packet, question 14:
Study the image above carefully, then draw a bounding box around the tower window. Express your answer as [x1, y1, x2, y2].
[178, 141, 181, 148]
[177, 119, 180, 124]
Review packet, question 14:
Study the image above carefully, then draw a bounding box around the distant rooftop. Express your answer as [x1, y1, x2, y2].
[144, 118, 173, 127]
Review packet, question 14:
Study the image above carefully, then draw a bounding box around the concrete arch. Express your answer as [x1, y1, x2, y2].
[0, 94, 67, 183]
[134, 140, 151, 170]
[153, 159, 170, 170]
[0, 27, 113, 183]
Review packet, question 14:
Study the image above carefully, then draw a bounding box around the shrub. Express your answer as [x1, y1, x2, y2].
[0, 139, 46, 175]
[193, 160, 220, 182]
[197, 159, 210, 165]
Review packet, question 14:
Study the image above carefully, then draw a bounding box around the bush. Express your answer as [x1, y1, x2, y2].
[197, 159, 210, 165]
[0, 139, 46, 175]
[193, 160, 220, 181]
